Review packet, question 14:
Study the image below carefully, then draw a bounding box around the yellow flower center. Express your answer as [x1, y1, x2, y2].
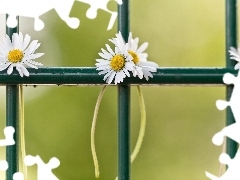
[110, 54, 125, 71]
[7, 49, 24, 63]
[128, 50, 139, 64]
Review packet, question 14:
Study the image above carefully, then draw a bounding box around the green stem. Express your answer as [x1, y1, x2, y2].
[91, 85, 107, 178]
[131, 86, 146, 163]
[19, 85, 27, 179]
[218, 137, 226, 176]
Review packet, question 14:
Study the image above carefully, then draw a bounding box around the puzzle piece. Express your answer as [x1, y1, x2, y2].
[0, 0, 122, 31]
[0, 0, 80, 31]
[0, 160, 8, 171]
[212, 122, 240, 146]
[211, 70, 240, 146]
[216, 70, 240, 121]
[24, 155, 60, 180]
[206, 148, 240, 180]
[77, 0, 122, 30]
[0, 126, 15, 146]
[13, 172, 24, 180]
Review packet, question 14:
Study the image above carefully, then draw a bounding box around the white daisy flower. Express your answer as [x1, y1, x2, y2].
[229, 47, 240, 70]
[0, 32, 44, 77]
[111, 32, 158, 80]
[96, 39, 134, 84]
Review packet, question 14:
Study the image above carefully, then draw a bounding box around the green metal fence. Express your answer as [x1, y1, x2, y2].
[2, 0, 238, 179]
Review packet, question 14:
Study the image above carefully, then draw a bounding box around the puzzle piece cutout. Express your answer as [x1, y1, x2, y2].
[212, 122, 240, 146]
[0, 126, 60, 179]
[0, 0, 79, 31]
[0, 0, 122, 31]
[77, 0, 122, 30]
[0, 160, 8, 171]
[24, 155, 60, 180]
[0, 126, 15, 147]
[216, 70, 240, 121]
[211, 70, 240, 146]
[13, 172, 24, 180]
[205, 57, 240, 178]
[1, 155, 60, 180]
[206, 148, 240, 180]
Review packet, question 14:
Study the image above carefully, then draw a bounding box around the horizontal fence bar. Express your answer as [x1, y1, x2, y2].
[0, 68, 236, 85]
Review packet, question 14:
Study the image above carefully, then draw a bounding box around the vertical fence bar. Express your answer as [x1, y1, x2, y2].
[226, 0, 238, 158]
[118, 0, 130, 179]
[6, 16, 19, 180]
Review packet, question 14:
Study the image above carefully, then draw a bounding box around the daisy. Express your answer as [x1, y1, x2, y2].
[229, 47, 240, 70]
[96, 38, 134, 84]
[111, 32, 158, 80]
[0, 32, 44, 77]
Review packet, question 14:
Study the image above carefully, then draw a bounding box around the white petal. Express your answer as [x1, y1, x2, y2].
[99, 52, 111, 60]
[16, 66, 23, 77]
[125, 61, 134, 71]
[22, 34, 31, 51]
[29, 53, 44, 59]
[106, 44, 115, 56]
[116, 31, 125, 45]
[131, 38, 139, 51]
[138, 53, 148, 60]
[18, 32, 23, 48]
[96, 65, 110, 71]
[101, 48, 112, 59]
[106, 71, 116, 84]
[142, 69, 153, 80]
[3, 34, 12, 51]
[127, 32, 132, 47]
[25, 40, 38, 55]
[26, 59, 43, 66]
[96, 59, 109, 64]
[137, 42, 148, 54]
[115, 47, 120, 54]
[24, 62, 38, 69]
[34, 43, 41, 51]
[20, 65, 29, 76]
[114, 73, 121, 84]
[115, 71, 125, 84]
[230, 57, 240, 62]
[103, 70, 113, 80]
[123, 67, 130, 77]
[12, 33, 20, 49]
[7, 64, 14, 75]
[139, 61, 158, 68]
[126, 53, 133, 61]
[0, 43, 9, 54]
[234, 63, 240, 70]
[141, 66, 157, 72]
[136, 67, 144, 79]
[229, 47, 239, 54]
[98, 69, 110, 75]
[0, 63, 11, 71]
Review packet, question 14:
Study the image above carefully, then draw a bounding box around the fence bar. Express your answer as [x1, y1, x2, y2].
[6, 16, 19, 180]
[226, 0, 238, 158]
[0, 68, 236, 85]
[118, 0, 130, 179]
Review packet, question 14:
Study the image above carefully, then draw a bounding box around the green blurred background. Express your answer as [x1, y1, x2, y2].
[0, 0, 234, 179]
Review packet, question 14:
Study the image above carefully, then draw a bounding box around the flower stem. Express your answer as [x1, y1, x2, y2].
[91, 85, 107, 178]
[131, 86, 146, 163]
[19, 85, 27, 179]
[218, 137, 226, 176]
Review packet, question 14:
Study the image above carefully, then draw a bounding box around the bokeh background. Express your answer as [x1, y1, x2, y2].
[0, 0, 235, 179]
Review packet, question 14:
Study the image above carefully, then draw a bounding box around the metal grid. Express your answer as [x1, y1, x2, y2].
[3, 0, 238, 179]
